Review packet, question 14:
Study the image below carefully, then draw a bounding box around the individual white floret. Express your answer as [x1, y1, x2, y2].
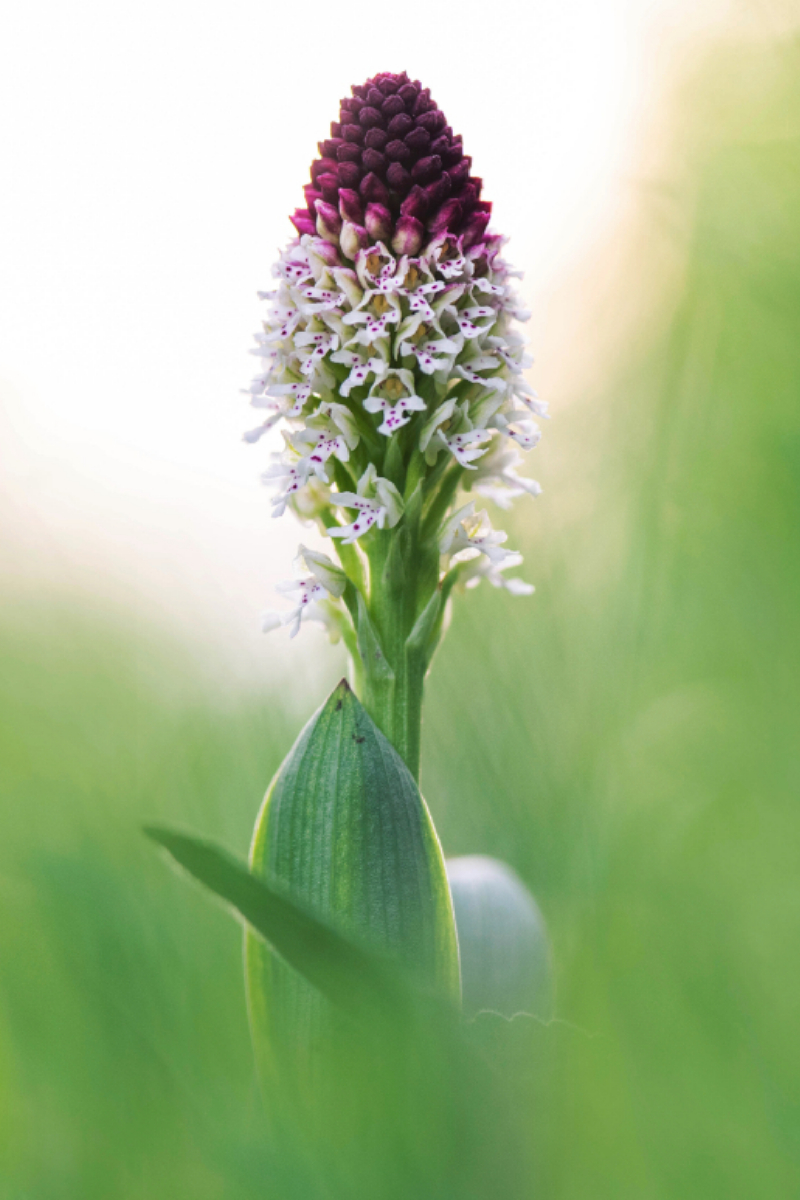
[327, 464, 404, 544]
[470, 442, 542, 510]
[439, 502, 516, 566]
[262, 545, 347, 638]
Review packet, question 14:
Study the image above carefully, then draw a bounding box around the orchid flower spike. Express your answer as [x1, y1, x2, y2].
[244, 71, 547, 775]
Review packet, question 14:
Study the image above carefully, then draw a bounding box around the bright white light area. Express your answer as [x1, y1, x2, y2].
[0, 0, 732, 676]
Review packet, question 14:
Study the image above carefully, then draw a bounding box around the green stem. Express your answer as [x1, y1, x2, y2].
[358, 527, 429, 783]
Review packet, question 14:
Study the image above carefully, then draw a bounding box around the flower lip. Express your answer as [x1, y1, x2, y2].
[292, 73, 486, 254]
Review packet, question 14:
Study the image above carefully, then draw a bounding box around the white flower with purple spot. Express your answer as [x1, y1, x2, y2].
[262, 545, 348, 638]
[439, 502, 516, 566]
[363, 369, 426, 436]
[328, 464, 404, 544]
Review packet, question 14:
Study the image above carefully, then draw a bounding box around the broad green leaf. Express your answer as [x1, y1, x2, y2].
[246, 679, 459, 1095]
[144, 826, 407, 1019]
[447, 855, 553, 1020]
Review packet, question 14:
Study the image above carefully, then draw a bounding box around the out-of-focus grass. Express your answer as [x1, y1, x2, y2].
[424, 33, 800, 1199]
[2, 29, 800, 1200]
[0, 599, 332, 1199]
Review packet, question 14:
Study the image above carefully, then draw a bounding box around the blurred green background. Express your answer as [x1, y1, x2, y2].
[2, 30, 799, 1200]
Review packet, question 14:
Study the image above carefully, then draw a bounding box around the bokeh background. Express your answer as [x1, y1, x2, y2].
[2, 0, 800, 1196]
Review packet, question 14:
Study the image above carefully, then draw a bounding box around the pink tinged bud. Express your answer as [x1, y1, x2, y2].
[338, 188, 363, 224]
[338, 161, 361, 189]
[291, 208, 317, 237]
[448, 159, 471, 189]
[310, 158, 334, 182]
[460, 209, 491, 250]
[443, 141, 463, 169]
[428, 197, 462, 234]
[365, 202, 392, 241]
[423, 174, 451, 210]
[386, 162, 412, 195]
[458, 182, 479, 210]
[311, 157, 339, 181]
[342, 123, 363, 144]
[387, 112, 413, 139]
[312, 238, 342, 266]
[364, 127, 388, 150]
[391, 215, 424, 256]
[411, 155, 442, 186]
[340, 220, 369, 259]
[304, 186, 322, 218]
[315, 199, 342, 243]
[317, 173, 339, 204]
[382, 95, 405, 118]
[415, 110, 442, 136]
[358, 105, 382, 129]
[337, 141, 361, 162]
[362, 148, 387, 174]
[360, 171, 390, 207]
[400, 185, 428, 221]
[413, 89, 432, 116]
[386, 139, 411, 164]
[405, 126, 431, 154]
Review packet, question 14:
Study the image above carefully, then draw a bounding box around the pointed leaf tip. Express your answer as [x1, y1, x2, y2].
[247, 679, 460, 1090]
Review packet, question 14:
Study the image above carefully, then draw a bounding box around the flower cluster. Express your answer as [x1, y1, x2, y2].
[245, 73, 546, 641]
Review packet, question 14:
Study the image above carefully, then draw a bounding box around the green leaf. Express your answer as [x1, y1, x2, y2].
[247, 679, 460, 1094]
[144, 826, 407, 1019]
[447, 855, 553, 1020]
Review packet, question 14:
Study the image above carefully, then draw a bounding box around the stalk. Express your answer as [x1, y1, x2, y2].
[362, 524, 426, 781]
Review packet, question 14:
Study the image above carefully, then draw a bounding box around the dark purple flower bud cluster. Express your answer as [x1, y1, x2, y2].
[290, 72, 492, 257]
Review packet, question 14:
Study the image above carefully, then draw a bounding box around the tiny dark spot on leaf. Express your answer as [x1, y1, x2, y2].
[353, 735, 366, 744]
[335, 699, 343, 711]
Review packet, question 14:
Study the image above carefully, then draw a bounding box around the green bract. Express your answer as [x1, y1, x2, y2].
[246, 680, 459, 1092]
